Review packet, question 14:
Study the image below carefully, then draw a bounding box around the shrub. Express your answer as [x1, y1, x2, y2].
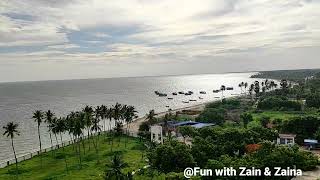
[257, 96, 302, 111]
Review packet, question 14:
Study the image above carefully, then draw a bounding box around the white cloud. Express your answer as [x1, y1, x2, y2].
[0, 0, 320, 81]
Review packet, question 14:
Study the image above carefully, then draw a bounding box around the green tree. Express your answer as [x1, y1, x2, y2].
[44, 110, 55, 154]
[32, 110, 44, 168]
[240, 113, 253, 128]
[104, 154, 129, 180]
[3, 122, 20, 175]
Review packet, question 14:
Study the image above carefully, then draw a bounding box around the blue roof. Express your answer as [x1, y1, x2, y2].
[168, 121, 215, 128]
[173, 121, 198, 126]
[191, 123, 215, 129]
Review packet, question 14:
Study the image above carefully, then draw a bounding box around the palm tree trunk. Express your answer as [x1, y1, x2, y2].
[81, 136, 86, 155]
[77, 138, 82, 169]
[87, 130, 91, 151]
[59, 133, 68, 172]
[49, 132, 53, 154]
[11, 138, 18, 176]
[96, 134, 100, 164]
[37, 125, 43, 168]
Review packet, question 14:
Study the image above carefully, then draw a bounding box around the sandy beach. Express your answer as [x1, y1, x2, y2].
[127, 101, 212, 133]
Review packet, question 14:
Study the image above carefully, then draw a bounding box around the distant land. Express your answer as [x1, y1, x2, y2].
[252, 68, 320, 81]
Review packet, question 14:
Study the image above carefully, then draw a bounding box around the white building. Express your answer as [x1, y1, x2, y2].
[277, 134, 296, 145]
[150, 125, 163, 144]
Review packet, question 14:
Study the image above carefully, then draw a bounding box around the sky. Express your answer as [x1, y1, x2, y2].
[0, 0, 320, 82]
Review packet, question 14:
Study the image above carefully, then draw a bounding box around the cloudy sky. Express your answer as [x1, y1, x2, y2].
[0, 0, 319, 82]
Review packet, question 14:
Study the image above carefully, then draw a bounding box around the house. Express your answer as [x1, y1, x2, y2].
[150, 125, 163, 144]
[277, 134, 296, 145]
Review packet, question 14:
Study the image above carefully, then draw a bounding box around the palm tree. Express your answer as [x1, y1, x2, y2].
[113, 103, 123, 146]
[123, 105, 137, 147]
[70, 114, 84, 169]
[220, 85, 226, 99]
[56, 117, 69, 171]
[104, 154, 128, 180]
[146, 109, 156, 124]
[3, 122, 20, 175]
[240, 113, 253, 128]
[44, 110, 55, 154]
[91, 109, 102, 163]
[83, 106, 93, 150]
[32, 110, 43, 167]
[244, 82, 248, 94]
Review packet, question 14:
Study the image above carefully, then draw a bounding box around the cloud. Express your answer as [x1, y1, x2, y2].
[0, 0, 320, 81]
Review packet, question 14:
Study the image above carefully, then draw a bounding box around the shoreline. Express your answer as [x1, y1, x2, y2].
[127, 95, 245, 133]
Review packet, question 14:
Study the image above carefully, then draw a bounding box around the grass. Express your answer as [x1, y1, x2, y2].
[0, 135, 147, 180]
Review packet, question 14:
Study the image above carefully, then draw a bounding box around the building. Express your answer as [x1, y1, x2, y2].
[277, 134, 296, 145]
[150, 125, 163, 144]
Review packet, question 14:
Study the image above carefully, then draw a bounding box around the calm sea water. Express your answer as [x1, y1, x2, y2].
[0, 73, 258, 163]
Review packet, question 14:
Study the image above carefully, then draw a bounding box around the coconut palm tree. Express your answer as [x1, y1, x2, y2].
[220, 85, 226, 99]
[104, 154, 128, 180]
[244, 82, 248, 94]
[146, 109, 156, 124]
[44, 110, 55, 154]
[56, 117, 69, 171]
[123, 105, 137, 147]
[83, 106, 93, 150]
[3, 122, 20, 175]
[70, 113, 84, 169]
[92, 109, 102, 163]
[32, 110, 43, 167]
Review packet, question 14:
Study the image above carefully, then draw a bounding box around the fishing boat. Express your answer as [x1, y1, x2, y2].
[226, 87, 234, 90]
[188, 91, 194, 94]
[189, 99, 197, 101]
[178, 91, 184, 94]
[200, 91, 206, 94]
[172, 92, 178, 95]
[167, 97, 173, 100]
[158, 93, 167, 97]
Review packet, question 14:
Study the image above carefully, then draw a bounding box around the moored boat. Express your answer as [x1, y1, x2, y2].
[200, 91, 206, 94]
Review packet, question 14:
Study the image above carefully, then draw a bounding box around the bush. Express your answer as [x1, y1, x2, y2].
[306, 93, 320, 108]
[206, 99, 241, 110]
[280, 116, 320, 144]
[257, 96, 302, 111]
[195, 108, 225, 125]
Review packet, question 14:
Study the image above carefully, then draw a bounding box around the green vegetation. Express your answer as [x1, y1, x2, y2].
[0, 136, 146, 180]
[251, 69, 320, 81]
[3, 69, 320, 179]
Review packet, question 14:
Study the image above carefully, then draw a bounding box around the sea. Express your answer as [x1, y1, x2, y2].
[0, 72, 259, 164]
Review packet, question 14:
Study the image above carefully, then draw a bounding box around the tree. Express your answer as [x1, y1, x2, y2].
[44, 110, 55, 154]
[3, 122, 20, 175]
[195, 108, 225, 125]
[240, 113, 253, 128]
[178, 126, 196, 142]
[104, 153, 129, 180]
[92, 109, 102, 163]
[55, 117, 69, 171]
[260, 116, 270, 128]
[32, 110, 43, 167]
[146, 109, 156, 124]
[148, 143, 195, 173]
[123, 105, 137, 147]
[220, 85, 226, 99]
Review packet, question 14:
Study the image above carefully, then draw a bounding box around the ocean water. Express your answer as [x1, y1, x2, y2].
[0, 72, 258, 163]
